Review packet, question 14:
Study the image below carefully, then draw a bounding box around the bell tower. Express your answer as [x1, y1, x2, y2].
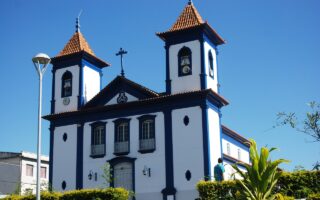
[50, 18, 110, 114]
[157, 0, 225, 94]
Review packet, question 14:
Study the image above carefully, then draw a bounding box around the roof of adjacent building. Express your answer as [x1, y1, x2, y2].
[157, 1, 225, 45]
[222, 125, 250, 147]
[0, 151, 49, 162]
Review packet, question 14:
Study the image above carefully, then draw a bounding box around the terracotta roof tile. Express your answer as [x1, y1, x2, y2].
[169, 2, 204, 32]
[56, 32, 95, 57]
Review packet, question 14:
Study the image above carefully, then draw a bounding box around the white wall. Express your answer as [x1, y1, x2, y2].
[105, 92, 138, 106]
[207, 108, 222, 179]
[82, 112, 165, 200]
[222, 139, 250, 164]
[172, 106, 203, 199]
[53, 125, 77, 191]
[20, 159, 49, 194]
[54, 65, 80, 113]
[169, 40, 201, 94]
[83, 66, 100, 103]
[203, 41, 219, 93]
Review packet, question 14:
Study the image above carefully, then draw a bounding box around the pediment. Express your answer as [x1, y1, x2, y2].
[84, 76, 159, 108]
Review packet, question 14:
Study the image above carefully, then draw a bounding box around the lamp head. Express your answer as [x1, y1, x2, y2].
[32, 53, 50, 64]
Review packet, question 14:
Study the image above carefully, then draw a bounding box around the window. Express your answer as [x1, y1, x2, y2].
[208, 50, 214, 78]
[26, 164, 33, 177]
[227, 143, 231, 155]
[61, 71, 72, 97]
[178, 47, 192, 76]
[138, 115, 156, 153]
[90, 122, 106, 157]
[40, 167, 46, 178]
[114, 118, 130, 155]
[238, 148, 241, 160]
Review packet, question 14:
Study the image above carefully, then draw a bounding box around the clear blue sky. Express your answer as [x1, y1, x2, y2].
[0, 0, 319, 171]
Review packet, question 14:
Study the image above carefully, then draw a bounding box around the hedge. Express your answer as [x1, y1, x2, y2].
[308, 193, 320, 200]
[197, 171, 320, 200]
[3, 188, 129, 200]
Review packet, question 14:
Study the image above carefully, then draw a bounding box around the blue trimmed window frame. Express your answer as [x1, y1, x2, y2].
[113, 118, 131, 156]
[208, 50, 214, 79]
[137, 115, 156, 154]
[61, 71, 73, 97]
[178, 46, 192, 77]
[90, 121, 107, 158]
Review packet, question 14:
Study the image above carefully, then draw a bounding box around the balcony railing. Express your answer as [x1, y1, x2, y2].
[139, 138, 155, 151]
[91, 144, 105, 156]
[114, 141, 129, 154]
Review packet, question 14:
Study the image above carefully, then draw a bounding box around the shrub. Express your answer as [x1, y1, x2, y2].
[308, 193, 320, 200]
[3, 188, 128, 200]
[197, 171, 320, 200]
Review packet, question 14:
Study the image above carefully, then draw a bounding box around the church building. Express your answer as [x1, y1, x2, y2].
[44, 1, 250, 200]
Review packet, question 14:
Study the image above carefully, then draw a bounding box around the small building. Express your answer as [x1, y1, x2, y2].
[0, 151, 49, 195]
[43, 1, 251, 200]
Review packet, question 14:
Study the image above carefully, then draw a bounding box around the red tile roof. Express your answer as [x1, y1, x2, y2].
[169, 2, 203, 32]
[56, 32, 95, 57]
[156, 2, 225, 45]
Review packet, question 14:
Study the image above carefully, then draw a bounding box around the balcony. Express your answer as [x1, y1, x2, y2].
[139, 138, 155, 153]
[91, 144, 105, 158]
[114, 141, 129, 155]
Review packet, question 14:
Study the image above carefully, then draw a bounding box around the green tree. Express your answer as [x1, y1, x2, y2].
[232, 139, 289, 200]
[276, 101, 320, 142]
[101, 163, 113, 187]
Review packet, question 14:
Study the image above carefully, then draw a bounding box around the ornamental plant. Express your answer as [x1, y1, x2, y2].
[232, 139, 289, 200]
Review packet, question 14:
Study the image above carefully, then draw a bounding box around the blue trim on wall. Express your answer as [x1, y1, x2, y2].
[82, 59, 103, 74]
[201, 104, 211, 180]
[161, 109, 176, 199]
[99, 72, 103, 91]
[51, 69, 56, 114]
[219, 112, 224, 159]
[49, 124, 54, 188]
[76, 122, 84, 189]
[221, 133, 250, 151]
[200, 37, 207, 90]
[78, 61, 84, 109]
[165, 45, 171, 94]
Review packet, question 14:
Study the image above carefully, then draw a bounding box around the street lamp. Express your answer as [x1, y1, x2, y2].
[32, 53, 50, 200]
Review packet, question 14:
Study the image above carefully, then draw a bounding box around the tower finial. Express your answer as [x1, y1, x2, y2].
[188, 0, 193, 5]
[76, 10, 83, 33]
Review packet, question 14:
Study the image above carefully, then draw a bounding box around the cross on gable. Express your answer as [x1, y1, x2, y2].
[116, 48, 128, 77]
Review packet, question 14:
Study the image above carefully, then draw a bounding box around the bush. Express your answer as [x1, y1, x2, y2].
[276, 171, 320, 198]
[197, 171, 320, 200]
[3, 188, 128, 200]
[308, 193, 320, 200]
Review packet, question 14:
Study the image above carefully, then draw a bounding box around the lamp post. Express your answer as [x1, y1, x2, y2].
[32, 53, 50, 200]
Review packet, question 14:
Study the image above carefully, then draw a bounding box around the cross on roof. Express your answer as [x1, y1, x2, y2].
[116, 48, 128, 77]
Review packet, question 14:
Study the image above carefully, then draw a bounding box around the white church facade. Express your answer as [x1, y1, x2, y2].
[43, 1, 250, 200]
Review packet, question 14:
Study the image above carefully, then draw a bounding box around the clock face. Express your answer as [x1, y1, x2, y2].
[182, 65, 191, 74]
[63, 97, 70, 105]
